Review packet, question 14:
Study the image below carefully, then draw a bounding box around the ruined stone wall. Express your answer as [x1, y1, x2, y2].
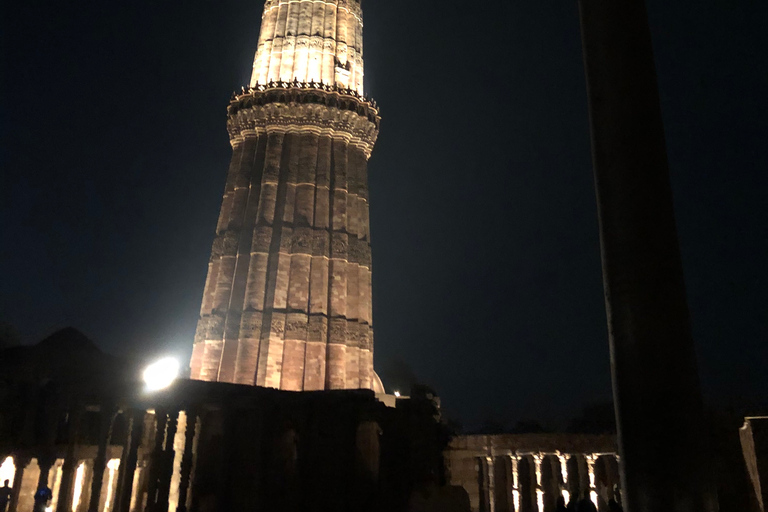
[190, 85, 379, 391]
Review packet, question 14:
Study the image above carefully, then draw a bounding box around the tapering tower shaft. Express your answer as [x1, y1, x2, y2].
[251, 0, 365, 95]
[190, 0, 379, 391]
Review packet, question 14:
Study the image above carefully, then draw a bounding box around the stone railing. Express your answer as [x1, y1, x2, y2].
[230, 79, 378, 119]
[226, 80, 381, 153]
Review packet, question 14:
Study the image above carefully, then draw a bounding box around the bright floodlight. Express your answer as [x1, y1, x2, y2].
[394, 391, 401, 398]
[143, 357, 180, 391]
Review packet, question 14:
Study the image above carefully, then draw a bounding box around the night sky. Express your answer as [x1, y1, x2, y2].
[2, 0, 766, 430]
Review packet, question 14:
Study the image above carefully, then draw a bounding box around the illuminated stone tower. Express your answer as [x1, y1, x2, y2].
[190, 0, 379, 391]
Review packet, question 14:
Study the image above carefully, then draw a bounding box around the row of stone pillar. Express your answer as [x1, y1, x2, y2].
[1, 407, 199, 512]
[480, 453, 621, 512]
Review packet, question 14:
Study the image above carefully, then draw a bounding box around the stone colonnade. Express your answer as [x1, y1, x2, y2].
[476, 452, 621, 512]
[446, 435, 622, 512]
[0, 406, 198, 512]
[0, 380, 422, 512]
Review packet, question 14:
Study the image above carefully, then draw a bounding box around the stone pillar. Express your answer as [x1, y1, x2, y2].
[145, 411, 168, 512]
[566, 455, 580, 502]
[615, 455, 625, 505]
[37, 456, 56, 493]
[558, 453, 572, 505]
[176, 411, 198, 512]
[102, 459, 120, 512]
[485, 456, 496, 512]
[7, 456, 30, 512]
[56, 406, 83, 512]
[532, 454, 544, 512]
[114, 410, 145, 512]
[577, 1, 718, 510]
[576, 455, 589, 501]
[155, 411, 179, 512]
[49, 459, 64, 512]
[88, 406, 117, 512]
[79, 461, 94, 512]
[585, 454, 598, 508]
[600, 455, 619, 504]
[131, 460, 149, 512]
[509, 455, 521, 512]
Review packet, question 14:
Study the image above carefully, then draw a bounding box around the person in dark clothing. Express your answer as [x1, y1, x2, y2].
[32, 486, 52, 512]
[0, 480, 11, 512]
[576, 495, 598, 512]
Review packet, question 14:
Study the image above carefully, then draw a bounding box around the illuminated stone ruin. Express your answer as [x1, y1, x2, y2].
[190, 0, 380, 392]
[0, 382, 449, 512]
[446, 434, 622, 512]
[0, 329, 454, 512]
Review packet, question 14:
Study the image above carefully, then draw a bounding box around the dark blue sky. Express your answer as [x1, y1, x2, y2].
[2, 0, 766, 429]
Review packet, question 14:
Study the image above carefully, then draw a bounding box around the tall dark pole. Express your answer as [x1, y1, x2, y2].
[577, 0, 719, 510]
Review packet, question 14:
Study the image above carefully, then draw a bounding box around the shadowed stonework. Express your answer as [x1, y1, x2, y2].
[0, 333, 452, 512]
[190, 0, 379, 391]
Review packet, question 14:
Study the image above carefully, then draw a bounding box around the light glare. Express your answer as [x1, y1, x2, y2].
[0, 456, 15, 487]
[71, 463, 85, 512]
[143, 357, 180, 391]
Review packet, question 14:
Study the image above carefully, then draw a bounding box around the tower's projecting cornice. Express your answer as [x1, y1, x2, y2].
[227, 80, 380, 157]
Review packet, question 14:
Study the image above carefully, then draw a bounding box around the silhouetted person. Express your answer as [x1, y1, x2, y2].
[556, 496, 568, 512]
[0, 480, 11, 512]
[33, 486, 52, 512]
[576, 495, 598, 512]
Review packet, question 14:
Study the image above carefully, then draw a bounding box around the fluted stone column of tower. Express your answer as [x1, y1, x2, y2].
[189, 0, 380, 391]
